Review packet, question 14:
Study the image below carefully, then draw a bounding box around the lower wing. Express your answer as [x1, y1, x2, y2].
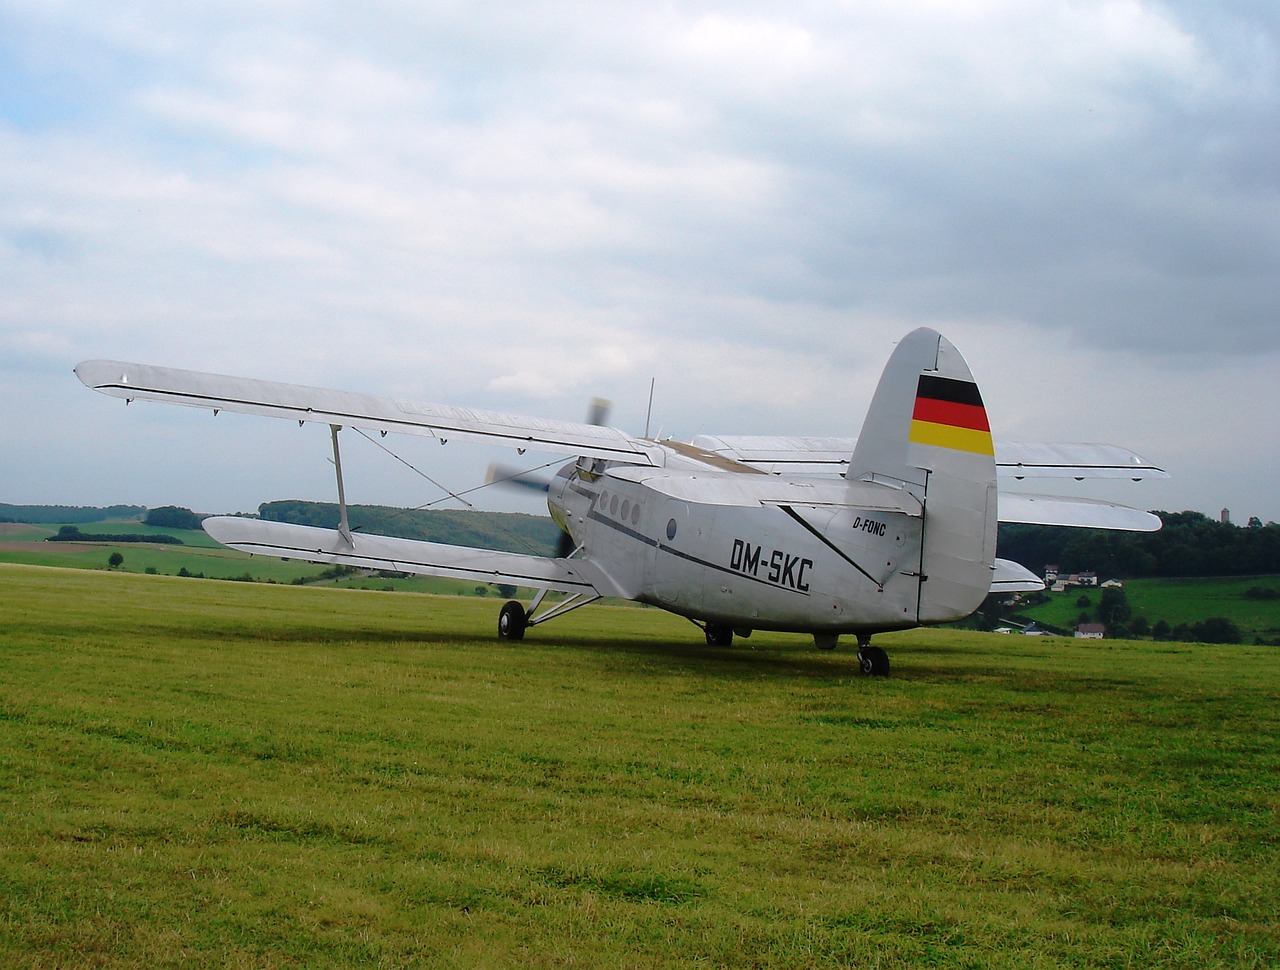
[991, 558, 1046, 593]
[996, 493, 1161, 531]
[203, 517, 602, 595]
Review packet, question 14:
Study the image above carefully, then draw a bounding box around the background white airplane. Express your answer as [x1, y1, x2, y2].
[77, 328, 1165, 675]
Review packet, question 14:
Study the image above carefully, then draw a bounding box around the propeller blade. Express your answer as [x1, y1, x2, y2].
[586, 397, 612, 427]
[484, 462, 552, 493]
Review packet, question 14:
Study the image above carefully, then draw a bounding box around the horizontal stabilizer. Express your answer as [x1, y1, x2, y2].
[997, 493, 1162, 531]
[202, 517, 601, 595]
[990, 558, 1046, 594]
[75, 360, 659, 464]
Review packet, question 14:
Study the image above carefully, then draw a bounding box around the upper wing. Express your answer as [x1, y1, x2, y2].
[690, 435, 1169, 480]
[75, 360, 660, 464]
[688, 435, 856, 475]
[996, 493, 1162, 531]
[993, 442, 1169, 481]
[202, 517, 606, 594]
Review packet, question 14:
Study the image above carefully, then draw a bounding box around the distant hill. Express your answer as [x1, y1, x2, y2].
[257, 500, 563, 556]
[0, 503, 146, 524]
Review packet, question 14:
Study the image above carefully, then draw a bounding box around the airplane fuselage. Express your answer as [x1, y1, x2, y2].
[548, 456, 931, 636]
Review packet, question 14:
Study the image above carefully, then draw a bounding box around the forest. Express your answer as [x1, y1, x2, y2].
[996, 511, 1280, 578]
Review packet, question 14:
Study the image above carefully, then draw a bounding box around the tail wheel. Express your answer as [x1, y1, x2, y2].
[498, 601, 527, 641]
[704, 623, 733, 647]
[857, 645, 890, 677]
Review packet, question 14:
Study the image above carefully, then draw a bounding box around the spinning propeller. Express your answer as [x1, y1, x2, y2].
[484, 397, 613, 559]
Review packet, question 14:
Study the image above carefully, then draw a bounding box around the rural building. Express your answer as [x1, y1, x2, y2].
[1051, 571, 1100, 592]
[1075, 624, 1105, 639]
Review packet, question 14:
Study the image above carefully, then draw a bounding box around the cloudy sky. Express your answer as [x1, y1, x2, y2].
[3, 0, 1277, 523]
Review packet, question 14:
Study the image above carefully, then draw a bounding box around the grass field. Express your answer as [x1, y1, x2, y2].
[2, 563, 1277, 967]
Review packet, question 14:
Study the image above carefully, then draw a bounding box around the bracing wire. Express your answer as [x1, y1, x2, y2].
[347, 427, 565, 557]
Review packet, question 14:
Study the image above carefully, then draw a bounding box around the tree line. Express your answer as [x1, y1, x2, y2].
[1, 503, 146, 524]
[998, 511, 1280, 578]
[47, 526, 183, 545]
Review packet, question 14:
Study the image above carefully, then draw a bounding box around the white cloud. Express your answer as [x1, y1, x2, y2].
[1, 0, 1277, 518]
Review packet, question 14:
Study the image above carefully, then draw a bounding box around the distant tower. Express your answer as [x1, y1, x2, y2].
[1221, 508, 1230, 524]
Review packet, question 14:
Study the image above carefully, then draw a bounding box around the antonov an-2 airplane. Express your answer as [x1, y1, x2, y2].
[76, 328, 1165, 675]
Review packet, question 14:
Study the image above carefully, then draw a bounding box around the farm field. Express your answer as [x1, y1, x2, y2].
[1013, 575, 1280, 639]
[1, 563, 1277, 968]
[0, 521, 490, 596]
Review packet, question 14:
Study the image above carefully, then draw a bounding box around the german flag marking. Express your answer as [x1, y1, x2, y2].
[908, 375, 994, 455]
[911, 397, 989, 432]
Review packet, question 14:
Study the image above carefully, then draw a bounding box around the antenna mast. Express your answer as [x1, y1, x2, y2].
[643, 378, 656, 439]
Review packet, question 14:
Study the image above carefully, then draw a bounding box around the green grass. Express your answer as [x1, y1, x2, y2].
[1, 563, 1278, 968]
[1016, 576, 1280, 637]
[1123, 577, 1280, 634]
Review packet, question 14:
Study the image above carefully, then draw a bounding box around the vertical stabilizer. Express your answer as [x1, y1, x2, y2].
[847, 329, 997, 624]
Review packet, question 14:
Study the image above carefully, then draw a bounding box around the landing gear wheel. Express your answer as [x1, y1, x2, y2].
[857, 645, 890, 677]
[498, 601, 527, 641]
[704, 623, 733, 647]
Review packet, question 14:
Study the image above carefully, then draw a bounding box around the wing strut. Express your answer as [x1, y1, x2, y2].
[525, 588, 601, 627]
[329, 425, 354, 548]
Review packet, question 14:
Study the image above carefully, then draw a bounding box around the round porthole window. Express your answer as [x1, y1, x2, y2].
[666, 518, 678, 540]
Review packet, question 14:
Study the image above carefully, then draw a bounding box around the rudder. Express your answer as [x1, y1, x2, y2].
[847, 329, 997, 624]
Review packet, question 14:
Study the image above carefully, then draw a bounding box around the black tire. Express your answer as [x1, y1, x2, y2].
[498, 600, 527, 641]
[704, 623, 733, 647]
[858, 645, 890, 676]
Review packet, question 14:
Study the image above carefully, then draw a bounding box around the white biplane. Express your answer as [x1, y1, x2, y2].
[76, 328, 1165, 675]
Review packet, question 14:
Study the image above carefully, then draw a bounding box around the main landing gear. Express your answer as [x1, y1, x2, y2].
[496, 590, 602, 641]
[856, 634, 890, 677]
[498, 601, 527, 641]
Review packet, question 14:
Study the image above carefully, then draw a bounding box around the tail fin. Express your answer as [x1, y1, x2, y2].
[847, 329, 997, 624]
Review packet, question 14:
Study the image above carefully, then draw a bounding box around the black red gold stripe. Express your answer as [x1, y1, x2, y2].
[908, 375, 994, 455]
